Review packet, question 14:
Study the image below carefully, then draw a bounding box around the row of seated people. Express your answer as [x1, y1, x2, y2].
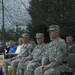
[5, 38, 36, 57]
[6, 39, 22, 53]
[5, 39, 23, 58]
[1, 25, 75, 75]
[0, 38, 23, 75]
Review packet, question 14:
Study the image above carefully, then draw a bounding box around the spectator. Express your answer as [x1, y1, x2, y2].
[15, 38, 23, 54]
[5, 42, 10, 53]
[0, 42, 4, 53]
[34, 25, 68, 75]
[8, 41, 17, 53]
[66, 33, 75, 53]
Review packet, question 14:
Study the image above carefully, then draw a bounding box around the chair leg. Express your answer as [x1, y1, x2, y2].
[71, 68, 75, 75]
[22, 70, 24, 75]
[69, 68, 71, 72]
[73, 68, 75, 75]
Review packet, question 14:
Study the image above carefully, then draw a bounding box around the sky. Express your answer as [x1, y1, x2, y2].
[0, 0, 31, 30]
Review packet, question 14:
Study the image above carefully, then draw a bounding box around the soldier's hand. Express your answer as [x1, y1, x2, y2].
[20, 59, 26, 63]
[41, 65, 48, 73]
[9, 57, 13, 60]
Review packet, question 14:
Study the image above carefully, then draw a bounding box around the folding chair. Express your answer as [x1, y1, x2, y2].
[61, 53, 75, 75]
[67, 53, 75, 75]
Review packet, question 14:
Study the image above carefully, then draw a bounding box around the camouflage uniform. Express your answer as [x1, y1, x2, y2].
[2, 33, 33, 75]
[34, 38, 68, 75]
[2, 43, 33, 75]
[18, 33, 46, 75]
[34, 25, 68, 75]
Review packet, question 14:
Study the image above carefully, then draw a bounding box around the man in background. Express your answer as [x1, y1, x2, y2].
[66, 33, 75, 53]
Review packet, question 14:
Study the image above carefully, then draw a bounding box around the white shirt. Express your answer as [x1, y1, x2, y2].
[15, 45, 22, 54]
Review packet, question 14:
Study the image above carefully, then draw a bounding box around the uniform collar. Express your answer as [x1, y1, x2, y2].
[52, 37, 60, 45]
[38, 43, 45, 48]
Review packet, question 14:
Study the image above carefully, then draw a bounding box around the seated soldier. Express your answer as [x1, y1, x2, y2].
[2, 33, 34, 75]
[34, 25, 68, 75]
[18, 33, 46, 75]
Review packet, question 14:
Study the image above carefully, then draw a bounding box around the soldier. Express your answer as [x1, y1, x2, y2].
[34, 25, 68, 75]
[18, 33, 46, 75]
[66, 33, 75, 53]
[2, 33, 33, 75]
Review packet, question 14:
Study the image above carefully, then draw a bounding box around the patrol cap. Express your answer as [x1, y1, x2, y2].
[22, 33, 29, 38]
[47, 25, 60, 31]
[36, 33, 44, 38]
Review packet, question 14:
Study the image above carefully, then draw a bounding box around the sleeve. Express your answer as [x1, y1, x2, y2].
[32, 45, 46, 62]
[47, 41, 67, 69]
[14, 46, 17, 53]
[23, 51, 33, 61]
[22, 44, 34, 60]
[13, 50, 25, 59]
[28, 44, 34, 55]
[41, 44, 49, 65]
[24, 54, 33, 61]
[14, 44, 34, 59]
